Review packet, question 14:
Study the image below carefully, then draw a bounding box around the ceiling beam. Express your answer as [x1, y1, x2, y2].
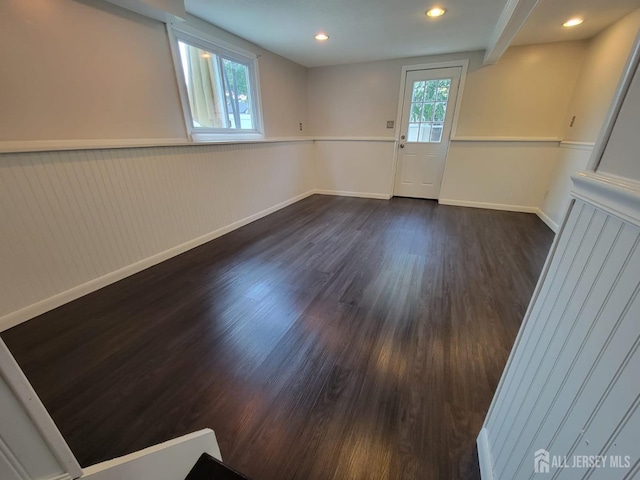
[101, 0, 187, 23]
[483, 0, 541, 65]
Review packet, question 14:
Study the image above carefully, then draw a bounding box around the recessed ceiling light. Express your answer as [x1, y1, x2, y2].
[426, 7, 446, 17]
[315, 33, 329, 41]
[563, 18, 583, 27]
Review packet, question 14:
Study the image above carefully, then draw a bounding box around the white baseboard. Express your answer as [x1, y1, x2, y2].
[535, 208, 559, 232]
[477, 428, 494, 480]
[81, 429, 220, 480]
[314, 189, 392, 200]
[0, 190, 550, 331]
[438, 198, 538, 213]
[0, 190, 316, 332]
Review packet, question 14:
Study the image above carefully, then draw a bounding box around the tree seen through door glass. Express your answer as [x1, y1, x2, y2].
[407, 79, 451, 143]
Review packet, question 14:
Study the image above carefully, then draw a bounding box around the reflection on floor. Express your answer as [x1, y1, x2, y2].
[3, 195, 554, 480]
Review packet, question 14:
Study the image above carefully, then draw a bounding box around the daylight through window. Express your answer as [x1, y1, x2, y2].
[171, 28, 262, 140]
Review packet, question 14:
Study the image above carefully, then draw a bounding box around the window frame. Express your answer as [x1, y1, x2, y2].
[167, 23, 264, 142]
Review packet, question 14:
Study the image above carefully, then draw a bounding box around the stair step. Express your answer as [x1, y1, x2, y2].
[185, 453, 252, 480]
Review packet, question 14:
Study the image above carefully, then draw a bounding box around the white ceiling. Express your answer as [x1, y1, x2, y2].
[513, 0, 640, 46]
[185, 0, 640, 68]
[185, 0, 508, 67]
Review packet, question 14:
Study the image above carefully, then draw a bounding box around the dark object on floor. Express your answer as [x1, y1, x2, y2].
[185, 453, 252, 480]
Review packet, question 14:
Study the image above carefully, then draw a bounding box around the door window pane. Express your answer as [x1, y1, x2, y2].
[436, 80, 450, 101]
[419, 124, 432, 142]
[434, 102, 447, 122]
[412, 82, 425, 102]
[406, 78, 452, 143]
[422, 103, 434, 122]
[430, 124, 444, 142]
[410, 103, 422, 122]
[425, 81, 437, 101]
[408, 123, 420, 142]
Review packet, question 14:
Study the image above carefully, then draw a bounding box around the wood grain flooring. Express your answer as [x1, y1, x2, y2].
[2, 195, 554, 479]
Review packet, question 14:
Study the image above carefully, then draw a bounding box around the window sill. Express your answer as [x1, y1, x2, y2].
[191, 132, 265, 143]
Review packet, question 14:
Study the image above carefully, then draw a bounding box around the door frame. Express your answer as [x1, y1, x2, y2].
[390, 60, 469, 198]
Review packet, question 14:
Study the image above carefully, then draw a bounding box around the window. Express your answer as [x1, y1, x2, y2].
[169, 26, 263, 141]
[407, 79, 451, 143]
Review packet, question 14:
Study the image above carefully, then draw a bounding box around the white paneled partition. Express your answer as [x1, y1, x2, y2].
[0, 141, 314, 330]
[478, 171, 640, 479]
[0, 339, 82, 480]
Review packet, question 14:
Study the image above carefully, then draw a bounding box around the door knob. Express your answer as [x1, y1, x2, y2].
[400, 144, 405, 148]
[401, 135, 406, 140]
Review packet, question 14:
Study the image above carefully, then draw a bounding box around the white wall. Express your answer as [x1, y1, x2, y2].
[539, 144, 593, 230]
[0, 0, 317, 329]
[439, 141, 558, 212]
[314, 140, 395, 198]
[539, 8, 640, 228]
[308, 43, 585, 139]
[598, 61, 640, 181]
[0, 142, 315, 329]
[308, 42, 586, 207]
[0, 0, 308, 142]
[563, 8, 640, 144]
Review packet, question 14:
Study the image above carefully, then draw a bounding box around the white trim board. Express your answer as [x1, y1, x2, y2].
[82, 429, 221, 480]
[0, 190, 316, 332]
[535, 208, 559, 232]
[438, 198, 538, 213]
[559, 141, 596, 150]
[313, 137, 396, 143]
[0, 135, 574, 155]
[314, 189, 392, 200]
[571, 171, 640, 227]
[0, 137, 314, 155]
[439, 199, 559, 231]
[451, 136, 561, 143]
[0, 339, 83, 479]
[476, 428, 495, 480]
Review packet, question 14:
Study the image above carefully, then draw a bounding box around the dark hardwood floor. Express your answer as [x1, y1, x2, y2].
[2, 195, 554, 480]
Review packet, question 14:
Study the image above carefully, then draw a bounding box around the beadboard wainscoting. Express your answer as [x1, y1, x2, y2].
[313, 139, 396, 199]
[478, 171, 640, 480]
[0, 141, 315, 330]
[439, 139, 559, 214]
[0, 137, 585, 330]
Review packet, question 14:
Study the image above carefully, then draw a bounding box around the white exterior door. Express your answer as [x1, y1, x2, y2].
[394, 67, 461, 199]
